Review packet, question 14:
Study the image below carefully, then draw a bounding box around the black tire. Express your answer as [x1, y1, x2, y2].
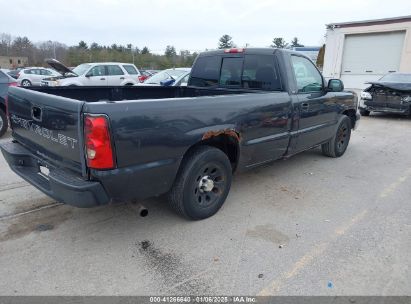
[0, 108, 8, 138]
[321, 116, 351, 158]
[168, 146, 232, 220]
[360, 108, 370, 116]
[21, 79, 31, 87]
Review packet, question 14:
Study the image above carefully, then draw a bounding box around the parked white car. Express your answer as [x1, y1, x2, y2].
[17, 68, 60, 86]
[41, 59, 141, 87]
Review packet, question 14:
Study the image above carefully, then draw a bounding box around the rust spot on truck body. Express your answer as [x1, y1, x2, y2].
[202, 129, 240, 142]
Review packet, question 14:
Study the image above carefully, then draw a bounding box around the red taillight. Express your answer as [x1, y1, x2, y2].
[8, 82, 18, 87]
[224, 48, 245, 53]
[84, 114, 115, 169]
[138, 75, 144, 82]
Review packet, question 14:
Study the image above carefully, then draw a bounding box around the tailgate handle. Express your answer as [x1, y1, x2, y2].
[31, 106, 42, 122]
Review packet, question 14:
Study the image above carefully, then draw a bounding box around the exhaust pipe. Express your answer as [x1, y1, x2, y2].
[130, 202, 148, 217]
[138, 206, 148, 217]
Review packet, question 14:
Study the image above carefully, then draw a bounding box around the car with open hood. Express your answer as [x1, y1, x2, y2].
[359, 72, 411, 116]
[41, 59, 141, 87]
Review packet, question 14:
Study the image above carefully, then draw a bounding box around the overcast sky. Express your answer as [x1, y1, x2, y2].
[1, 0, 410, 53]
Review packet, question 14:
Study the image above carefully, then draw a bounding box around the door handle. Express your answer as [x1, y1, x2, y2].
[100, 78, 106, 80]
[120, 77, 125, 80]
[301, 103, 309, 109]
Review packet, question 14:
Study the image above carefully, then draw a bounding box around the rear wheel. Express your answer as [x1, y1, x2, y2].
[0, 108, 8, 137]
[168, 146, 232, 220]
[321, 116, 351, 158]
[21, 79, 31, 87]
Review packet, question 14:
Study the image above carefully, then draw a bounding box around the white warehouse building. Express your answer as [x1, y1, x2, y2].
[323, 15, 411, 91]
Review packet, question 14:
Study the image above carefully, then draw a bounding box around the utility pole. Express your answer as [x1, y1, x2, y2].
[126, 46, 135, 64]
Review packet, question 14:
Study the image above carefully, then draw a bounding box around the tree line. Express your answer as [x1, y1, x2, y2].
[0, 33, 198, 69]
[218, 34, 304, 49]
[1, 32, 307, 69]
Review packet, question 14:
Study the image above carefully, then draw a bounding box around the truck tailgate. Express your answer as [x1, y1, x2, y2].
[7, 87, 85, 174]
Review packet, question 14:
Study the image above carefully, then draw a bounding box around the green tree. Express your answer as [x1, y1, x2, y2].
[290, 37, 304, 47]
[165, 45, 177, 58]
[78, 40, 88, 49]
[271, 37, 287, 48]
[90, 42, 100, 50]
[218, 34, 234, 49]
[141, 46, 150, 54]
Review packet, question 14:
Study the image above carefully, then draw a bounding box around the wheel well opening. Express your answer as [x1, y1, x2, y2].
[185, 134, 240, 172]
[0, 102, 5, 113]
[343, 109, 356, 129]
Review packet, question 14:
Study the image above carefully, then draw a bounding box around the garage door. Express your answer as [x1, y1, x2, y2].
[340, 31, 405, 89]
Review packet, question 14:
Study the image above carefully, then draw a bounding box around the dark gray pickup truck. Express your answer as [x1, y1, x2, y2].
[1, 48, 360, 220]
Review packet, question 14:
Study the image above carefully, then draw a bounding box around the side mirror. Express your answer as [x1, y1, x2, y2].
[327, 79, 344, 92]
[85, 73, 92, 78]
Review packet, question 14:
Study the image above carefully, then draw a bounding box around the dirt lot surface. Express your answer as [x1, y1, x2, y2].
[0, 115, 410, 295]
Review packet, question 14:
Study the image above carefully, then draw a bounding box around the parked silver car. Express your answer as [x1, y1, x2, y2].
[17, 68, 60, 86]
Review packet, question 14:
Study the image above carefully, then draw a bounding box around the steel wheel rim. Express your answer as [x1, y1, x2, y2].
[193, 162, 226, 208]
[22, 81, 30, 86]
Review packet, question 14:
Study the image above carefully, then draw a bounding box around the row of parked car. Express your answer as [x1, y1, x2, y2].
[1, 60, 191, 88]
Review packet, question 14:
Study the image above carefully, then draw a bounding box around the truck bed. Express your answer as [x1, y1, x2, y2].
[28, 86, 258, 102]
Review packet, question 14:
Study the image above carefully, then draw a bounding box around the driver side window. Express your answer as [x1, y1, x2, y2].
[88, 66, 106, 77]
[291, 55, 323, 93]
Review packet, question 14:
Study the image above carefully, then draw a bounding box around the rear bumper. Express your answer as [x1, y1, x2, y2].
[0, 141, 110, 207]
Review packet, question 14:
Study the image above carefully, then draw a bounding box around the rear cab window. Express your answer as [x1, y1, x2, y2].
[190, 56, 221, 87]
[189, 53, 282, 91]
[219, 57, 242, 87]
[242, 55, 282, 90]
